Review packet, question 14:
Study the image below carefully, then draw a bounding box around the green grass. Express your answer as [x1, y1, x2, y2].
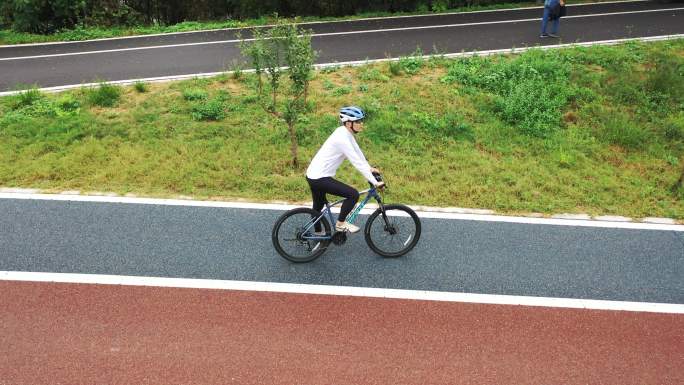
[1, 40, 683, 219]
[1, 0, 614, 45]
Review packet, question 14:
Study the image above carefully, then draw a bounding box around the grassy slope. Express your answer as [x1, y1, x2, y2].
[1, 40, 683, 218]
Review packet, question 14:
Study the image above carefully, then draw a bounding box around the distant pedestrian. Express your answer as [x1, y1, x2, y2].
[540, 0, 565, 38]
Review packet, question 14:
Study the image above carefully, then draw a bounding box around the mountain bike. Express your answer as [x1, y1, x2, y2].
[272, 173, 421, 263]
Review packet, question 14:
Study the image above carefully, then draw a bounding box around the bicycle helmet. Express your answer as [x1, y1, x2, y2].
[339, 106, 365, 123]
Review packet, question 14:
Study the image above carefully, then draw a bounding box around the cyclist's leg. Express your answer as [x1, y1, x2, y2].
[310, 177, 359, 222]
[306, 177, 328, 232]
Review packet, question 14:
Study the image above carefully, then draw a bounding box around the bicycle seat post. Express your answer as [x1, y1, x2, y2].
[324, 202, 336, 230]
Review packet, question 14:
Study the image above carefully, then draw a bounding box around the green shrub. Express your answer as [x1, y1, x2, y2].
[2, 89, 71, 121]
[432, 0, 449, 13]
[88, 82, 121, 107]
[493, 79, 570, 137]
[56, 94, 81, 115]
[58, 24, 111, 41]
[399, 49, 424, 75]
[191, 98, 226, 121]
[332, 85, 352, 96]
[232, 65, 243, 80]
[388, 60, 402, 76]
[80, 1, 142, 27]
[15, 88, 43, 108]
[357, 67, 389, 82]
[133, 81, 148, 93]
[9, 0, 86, 33]
[442, 51, 575, 137]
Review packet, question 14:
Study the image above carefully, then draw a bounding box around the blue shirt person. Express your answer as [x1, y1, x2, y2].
[541, 0, 565, 38]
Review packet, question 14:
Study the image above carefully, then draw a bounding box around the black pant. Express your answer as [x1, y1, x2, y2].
[306, 177, 359, 225]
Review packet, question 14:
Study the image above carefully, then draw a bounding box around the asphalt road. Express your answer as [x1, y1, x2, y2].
[0, 0, 682, 91]
[1, 198, 682, 304]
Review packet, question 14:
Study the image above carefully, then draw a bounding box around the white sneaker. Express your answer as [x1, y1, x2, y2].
[336, 221, 360, 233]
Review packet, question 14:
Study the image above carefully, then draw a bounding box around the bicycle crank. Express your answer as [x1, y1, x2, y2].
[332, 232, 347, 245]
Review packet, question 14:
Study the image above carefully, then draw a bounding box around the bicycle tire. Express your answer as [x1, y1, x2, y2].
[364, 204, 421, 258]
[272, 207, 332, 263]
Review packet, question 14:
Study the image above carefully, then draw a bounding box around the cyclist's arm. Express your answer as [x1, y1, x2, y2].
[340, 137, 380, 186]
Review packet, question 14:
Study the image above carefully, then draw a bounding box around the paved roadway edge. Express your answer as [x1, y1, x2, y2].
[1, 271, 682, 314]
[1, 191, 682, 229]
[0, 0, 652, 48]
[1, 34, 682, 96]
[4, 6, 682, 61]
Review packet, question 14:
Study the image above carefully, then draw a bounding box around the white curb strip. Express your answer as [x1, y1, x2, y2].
[1, 271, 682, 314]
[1, 191, 682, 231]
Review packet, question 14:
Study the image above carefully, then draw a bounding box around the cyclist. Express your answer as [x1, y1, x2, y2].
[306, 106, 385, 234]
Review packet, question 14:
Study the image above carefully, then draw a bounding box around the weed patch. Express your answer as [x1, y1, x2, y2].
[442, 51, 584, 137]
[182, 88, 209, 101]
[87, 83, 121, 107]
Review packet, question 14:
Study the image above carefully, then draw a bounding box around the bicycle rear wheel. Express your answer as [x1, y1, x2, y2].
[272, 207, 332, 263]
[364, 204, 421, 258]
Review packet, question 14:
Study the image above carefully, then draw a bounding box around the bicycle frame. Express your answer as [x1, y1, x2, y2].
[301, 186, 383, 241]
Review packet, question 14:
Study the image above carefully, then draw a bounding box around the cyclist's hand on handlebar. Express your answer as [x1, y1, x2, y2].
[376, 181, 386, 190]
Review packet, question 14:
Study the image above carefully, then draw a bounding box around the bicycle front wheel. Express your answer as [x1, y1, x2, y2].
[272, 207, 332, 263]
[364, 204, 421, 258]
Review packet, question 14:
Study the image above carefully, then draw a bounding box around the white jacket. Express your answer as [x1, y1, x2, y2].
[306, 126, 378, 185]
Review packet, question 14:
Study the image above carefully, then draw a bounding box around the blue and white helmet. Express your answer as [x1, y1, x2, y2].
[339, 106, 365, 123]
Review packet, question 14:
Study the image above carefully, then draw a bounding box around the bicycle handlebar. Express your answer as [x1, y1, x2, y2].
[370, 171, 386, 190]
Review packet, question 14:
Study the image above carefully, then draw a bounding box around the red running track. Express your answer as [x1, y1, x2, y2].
[1, 281, 682, 384]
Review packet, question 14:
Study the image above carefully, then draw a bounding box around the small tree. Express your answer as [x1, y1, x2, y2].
[239, 17, 317, 168]
[675, 157, 684, 192]
[238, 27, 266, 96]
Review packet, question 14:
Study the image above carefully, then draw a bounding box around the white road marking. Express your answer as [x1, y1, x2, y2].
[1, 7, 682, 61]
[1, 271, 682, 314]
[1, 192, 682, 231]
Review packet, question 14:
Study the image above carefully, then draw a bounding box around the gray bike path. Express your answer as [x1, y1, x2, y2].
[1, 198, 682, 304]
[1, 3, 682, 91]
